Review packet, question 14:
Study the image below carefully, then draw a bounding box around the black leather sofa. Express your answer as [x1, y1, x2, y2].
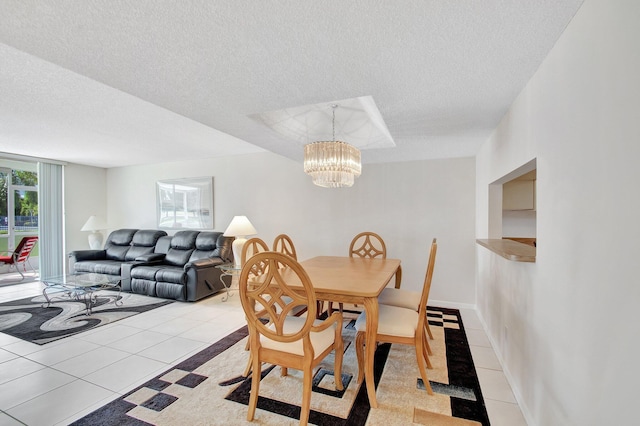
[70, 229, 167, 284]
[69, 228, 234, 302]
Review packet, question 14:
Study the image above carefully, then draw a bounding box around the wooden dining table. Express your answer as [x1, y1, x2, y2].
[285, 255, 401, 408]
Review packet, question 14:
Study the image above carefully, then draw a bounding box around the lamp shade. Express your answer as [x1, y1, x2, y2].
[223, 216, 257, 237]
[81, 215, 108, 232]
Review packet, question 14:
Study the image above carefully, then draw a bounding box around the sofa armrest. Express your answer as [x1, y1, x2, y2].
[185, 257, 225, 270]
[68, 249, 107, 262]
[68, 249, 107, 272]
[120, 261, 135, 292]
[185, 257, 227, 301]
[135, 253, 166, 263]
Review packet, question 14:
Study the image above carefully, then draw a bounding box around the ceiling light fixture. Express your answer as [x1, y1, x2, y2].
[303, 104, 361, 188]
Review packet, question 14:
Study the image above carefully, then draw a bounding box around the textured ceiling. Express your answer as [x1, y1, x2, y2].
[0, 0, 584, 168]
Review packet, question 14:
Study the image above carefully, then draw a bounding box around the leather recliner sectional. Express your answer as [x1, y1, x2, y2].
[69, 228, 234, 302]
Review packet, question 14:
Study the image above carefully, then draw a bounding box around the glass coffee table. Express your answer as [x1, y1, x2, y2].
[41, 273, 123, 315]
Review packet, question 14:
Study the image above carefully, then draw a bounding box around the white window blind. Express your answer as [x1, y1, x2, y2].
[37, 162, 64, 278]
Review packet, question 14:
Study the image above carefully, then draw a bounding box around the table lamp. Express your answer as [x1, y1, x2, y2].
[81, 215, 108, 249]
[223, 215, 257, 268]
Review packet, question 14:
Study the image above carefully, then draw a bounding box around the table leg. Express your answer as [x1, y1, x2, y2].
[220, 273, 232, 302]
[114, 284, 124, 307]
[394, 265, 403, 289]
[363, 297, 379, 408]
[42, 286, 53, 308]
[82, 291, 96, 316]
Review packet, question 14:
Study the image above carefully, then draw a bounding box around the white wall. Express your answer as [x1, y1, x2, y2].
[105, 153, 477, 305]
[475, 0, 640, 424]
[502, 210, 536, 237]
[63, 163, 107, 266]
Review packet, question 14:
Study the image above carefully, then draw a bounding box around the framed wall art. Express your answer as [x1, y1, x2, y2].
[156, 176, 214, 230]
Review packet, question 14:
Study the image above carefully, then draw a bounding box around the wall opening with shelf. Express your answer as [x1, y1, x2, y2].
[479, 159, 537, 262]
[488, 159, 537, 247]
[502, 168, 536, 245]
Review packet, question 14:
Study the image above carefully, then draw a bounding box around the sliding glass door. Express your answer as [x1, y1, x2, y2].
[0, 166, 39, 265]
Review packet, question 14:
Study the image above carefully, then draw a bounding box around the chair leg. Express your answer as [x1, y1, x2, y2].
[334, 328, 344, 391]
[414, 340, 434, 395]
[327, 302, 344, 315]
[421, 334, 433, 370]
[247, 353, 261, 421]
[355, 331, 366, 383]
[300, 363, 313, 426]
[15, 264, 24, 279]
[426, 321, 434, 340]
[281, 366, 288, 377]
[242, 352, 253, 377]
[423, 323, 433, 356]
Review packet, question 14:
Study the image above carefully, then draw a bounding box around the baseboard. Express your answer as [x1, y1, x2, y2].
[475, 310, 534, 426]
[429, 299, 476, 311]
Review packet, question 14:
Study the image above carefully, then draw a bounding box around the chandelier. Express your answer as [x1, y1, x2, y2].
[303, 105, 361, 188]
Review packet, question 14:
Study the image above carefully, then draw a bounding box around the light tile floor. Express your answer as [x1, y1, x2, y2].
[459, 308, 528, 426]
[0, 281, 526, 425]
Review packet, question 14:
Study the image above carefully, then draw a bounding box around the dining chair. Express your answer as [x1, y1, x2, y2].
[349, 231, 387, 259]
[354, 238, 438, 396]
[327, 231, 393, 315]
[239, 251, 344, 426]
[378, 238, 437, 349]
[0, 236, 39, 279]
[273, 234, 297, 260]
[241, 237, 269, 266]
[274, 232, 327, 319]
[239, 237, 270, 376]
[273, 234, 328, 319]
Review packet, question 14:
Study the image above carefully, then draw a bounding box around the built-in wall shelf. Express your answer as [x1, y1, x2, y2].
[476, 239, 536, 262]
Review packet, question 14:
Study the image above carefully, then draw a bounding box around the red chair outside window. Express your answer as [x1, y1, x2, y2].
[0, 236, 39, 279]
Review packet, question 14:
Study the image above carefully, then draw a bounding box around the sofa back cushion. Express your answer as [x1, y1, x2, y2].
[126, 230, 168, 261]
[164, 230, 199, 266]
[154, 235, 172, 254]
[104, 229, 137, 261]
[216, 233, 234, 263]
[188, 231, 220, 262]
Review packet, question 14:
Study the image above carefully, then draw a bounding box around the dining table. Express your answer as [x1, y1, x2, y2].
[284, 255, 401, 408]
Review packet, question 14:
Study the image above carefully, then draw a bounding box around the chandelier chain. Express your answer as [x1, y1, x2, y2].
[332, 104, 337, 142]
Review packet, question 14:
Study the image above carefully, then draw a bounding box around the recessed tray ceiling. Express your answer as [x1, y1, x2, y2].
[250, 96, 395, 150]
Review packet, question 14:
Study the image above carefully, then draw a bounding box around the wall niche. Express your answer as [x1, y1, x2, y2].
[487, 158, 537, 245]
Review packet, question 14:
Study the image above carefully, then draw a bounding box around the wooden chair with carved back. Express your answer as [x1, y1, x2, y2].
[239, 251, 344, 425]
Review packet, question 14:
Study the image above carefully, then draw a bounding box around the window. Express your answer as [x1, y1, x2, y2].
[0, 162, 39, 257]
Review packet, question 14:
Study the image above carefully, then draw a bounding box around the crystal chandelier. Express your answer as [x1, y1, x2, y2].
[303, 105, 362, 188]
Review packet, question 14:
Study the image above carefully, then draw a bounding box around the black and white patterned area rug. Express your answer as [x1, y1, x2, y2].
[0, 291, 173, 345]
[72, 306, 489, 426]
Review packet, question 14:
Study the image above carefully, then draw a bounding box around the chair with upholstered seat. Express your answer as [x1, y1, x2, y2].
[378, 238, 437, 350]
[0, 236, 38, 279]
[273, 234, 297, 260]
[273, 233, 325, 319]
[241, 237, 269, 266]
[327, 231, 398, 315]
[239, 237, 270, 376]
[349, 231, 387, 259]
[239, 251, 344, 426]
[354, 238, 438, 395]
